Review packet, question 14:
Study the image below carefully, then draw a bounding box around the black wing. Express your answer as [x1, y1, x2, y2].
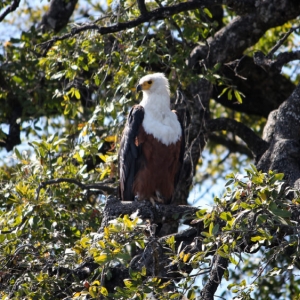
[118, 105, 144, 201]
[173, 110, 185, 191]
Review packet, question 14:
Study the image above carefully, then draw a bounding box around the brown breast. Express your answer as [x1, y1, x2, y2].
[132, 124, 181, 203]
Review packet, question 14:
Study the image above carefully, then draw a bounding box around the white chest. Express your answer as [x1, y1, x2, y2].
[142, 110, 182, 145]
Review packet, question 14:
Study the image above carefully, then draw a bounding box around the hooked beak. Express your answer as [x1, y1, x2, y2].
[136, 84, 142, 92]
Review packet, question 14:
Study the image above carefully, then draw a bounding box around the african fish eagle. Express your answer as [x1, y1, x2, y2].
[119, 73, 184, 204]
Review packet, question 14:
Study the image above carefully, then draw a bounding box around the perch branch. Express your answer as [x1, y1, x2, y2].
[101, 196, 200, 229]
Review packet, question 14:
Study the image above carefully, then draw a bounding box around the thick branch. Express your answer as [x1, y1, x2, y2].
[188, 0, 300, 68]
[207, 118, 268, 160]
[222, 0, 255, 14]
[0, 0, 20, 22]
[201, 256, 229, 300]
[254, 50, 300, 73]
[257, 83, 300, 189]
[38, 0, 78, 32]
[137, 0, 148, 15]
[101, 196, 199, 229]
[208, 133, 254, 158]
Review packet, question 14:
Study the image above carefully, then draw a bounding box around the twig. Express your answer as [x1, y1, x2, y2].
[35, 178, 116, 201]
[224, 56, 248, 80]
[266, 25, 300, 59]
[154, 0, 188, 47]
[0, 0, 20, 22]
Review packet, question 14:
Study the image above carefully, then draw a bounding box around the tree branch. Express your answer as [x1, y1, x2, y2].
[206, 118, 269, 160]
[37, 0, 222, 55]
[0, 0, 20, 22]
[257, 83, 300, 189]
[254, 50, 300, 73]
[200, 255, 229, 300]
[223, 0, 255, 14]
[266, 25, 300, 59]
[38, 0, 78, 32]
[208, 133, 254, 158]
[36, 178, 116, 201]
[136, 0, 148, 15]
[101, 196, 199, 229]
[188, 1, 300, 68]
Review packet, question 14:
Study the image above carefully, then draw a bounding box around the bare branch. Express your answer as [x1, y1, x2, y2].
[0, 0, 20, 22]
[36, 178, 116, 201]
[266, 25, 300, 59]
[207, 118, 269, 159]
[208, 133, 254, 158]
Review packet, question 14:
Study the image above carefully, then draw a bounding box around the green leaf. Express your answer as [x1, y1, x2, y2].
[123, 279, 133, 288]
[234, 89, 243, 103]
[228, 89, 232, 100]
[212, 223, 219, 235]
[195, 209, 207, 219]
[209, 222, 214, 235]
[94, 253, 108, 263]
[220, 212, 232, 221]
[100, 286, 108, 296]
[203, 8, 213, 18]
[225, 179, 234, 187]
[273, 173, 284, 181]
[229, 255, 238, 265]
[50, 71, 66, 80]
[170, 293, 183, 299]
[12, 75, 23, 84]
[251, 236, 265, 242]
[14, 147, 22, 160]
[269, 202, 291, 218]
[74, 89, 81, 100]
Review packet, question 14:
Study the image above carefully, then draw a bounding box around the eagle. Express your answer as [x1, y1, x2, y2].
[119, 73, 184, 204]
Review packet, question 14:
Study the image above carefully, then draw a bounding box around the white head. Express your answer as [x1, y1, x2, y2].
[136, 73, 181, 145]
[136, 73, 170, 102]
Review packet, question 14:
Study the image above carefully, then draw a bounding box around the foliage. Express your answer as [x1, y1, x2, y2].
[1, 144, 299, 299]
[1, 0, 300, 299]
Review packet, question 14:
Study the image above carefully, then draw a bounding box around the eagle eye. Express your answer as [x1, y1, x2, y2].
[147, 80, 153, 84]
